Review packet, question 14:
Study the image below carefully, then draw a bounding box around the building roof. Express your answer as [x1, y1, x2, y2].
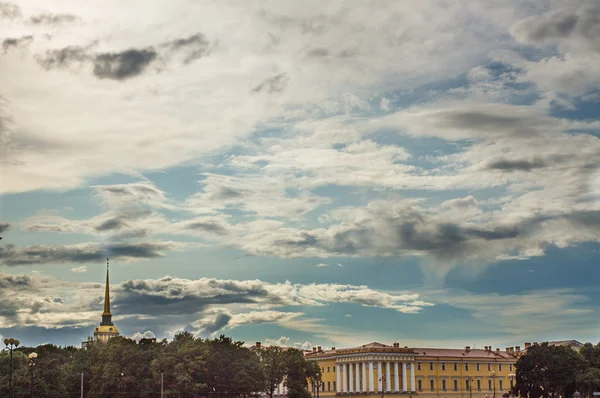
[414, 347, 515, 360]
[303, 342, 517, 360]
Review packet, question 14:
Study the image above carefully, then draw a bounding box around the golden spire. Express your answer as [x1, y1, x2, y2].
[102, 257, 111, 317]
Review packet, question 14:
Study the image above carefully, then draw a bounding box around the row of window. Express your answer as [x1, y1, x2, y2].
[314, 379, 513, 393]
[417, 363, 512, 372]
[417, 379, 509, 391]
[315, 381, 336, 391]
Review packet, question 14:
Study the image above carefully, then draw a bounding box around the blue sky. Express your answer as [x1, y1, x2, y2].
[1, 0, 600, 350]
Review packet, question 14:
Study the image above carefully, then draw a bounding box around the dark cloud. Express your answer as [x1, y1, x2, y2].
[185, 221, 228, 235]
[100, 185, 161, 196]
[275, 232, 319, 248]
[163, 33, 210, 64]
[37, 45, 91, 70]
[0, 274, 31, 288]
[0, 221, 10, 233]
[94, 210, 152, 232]
[93, 48, 158, 80]
[435, 110, 544, 137]
[2, 35, 33, 51]
[34, 33, 208, 80]
[28, 13, 79, 25]
[216, 187, 244, 199]
[264, 206, 600, 261]
[95, 218, 127, 232]
[0, 241, 178, 266]
[0, 2, 20, 19]
[512, 4, 600, 52]
[251, 73, 289, 94]
[487, 158, 547, 171]
[306, 48, 357, 59]
[197, 313, 232, 335]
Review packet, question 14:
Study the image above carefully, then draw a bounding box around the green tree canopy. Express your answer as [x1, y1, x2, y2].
[514, 342, 587, 398]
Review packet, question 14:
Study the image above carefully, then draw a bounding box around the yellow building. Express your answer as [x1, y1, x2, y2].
[304, 342, 518, 398]
[92, 257, 120, 343]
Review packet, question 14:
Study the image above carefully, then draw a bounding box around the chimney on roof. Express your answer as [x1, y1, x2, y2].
[393, 343, 399, 348]
[312, 347, 317, 352]
[332, 347, 335, 350]
[404, 346, 408, 348]
[515, 346, 520, 352]
[465, 346, 471, 351]
[533, 342, 538, 345]
[256, 342, 261, 348]
[317, 346, 322, 352]
[505, 347, 510, 352]
[524, 342, 531, 348]
[510, 347, 515, 352]
[496, 348, 500, 352]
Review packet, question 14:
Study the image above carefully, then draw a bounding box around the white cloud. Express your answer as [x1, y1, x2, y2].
[316, 263, 329, 267]
[70, 266, 87, 273]
[0, 0, 544, 195]
[130, 330, 156, 342]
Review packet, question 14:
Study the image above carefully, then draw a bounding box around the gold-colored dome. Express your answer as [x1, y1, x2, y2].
[94, 325, 120, 335]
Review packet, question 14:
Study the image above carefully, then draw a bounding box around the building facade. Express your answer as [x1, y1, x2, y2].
[304, 342, 518, 398]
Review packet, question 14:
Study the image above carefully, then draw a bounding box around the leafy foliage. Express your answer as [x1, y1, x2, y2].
[0, 333, 315, 397]
[514, 342, 597, 398]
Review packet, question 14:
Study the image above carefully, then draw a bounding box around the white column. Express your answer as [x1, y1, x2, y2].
[349, 363, 354, 393]
[411, 363, 416, 392]
[386, 362, 391, 391]
[362, 362, 367, 392]
[394, 362, 400, 392]
[370, 362, 375, 392]
[403, 362, 408, 391]
[355, 362, 361, 392]
[379, 362, 383, 391]
[343, 364, 348, 393]
[337, 364, 342, 392]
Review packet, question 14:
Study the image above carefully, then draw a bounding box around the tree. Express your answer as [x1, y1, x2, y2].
[206, 335, 266, 397]
[285, 348, 312, 398]
[306, 360, 322, 398]
[260, 345, 288, 398]
[151, 331, 207, 396]
[577, 368, 600, 398]
[514, 342, 586, 398]
[581, 343, 600, 370]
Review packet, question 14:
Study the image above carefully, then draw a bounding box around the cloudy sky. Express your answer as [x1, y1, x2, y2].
[1, 0, 599, 349]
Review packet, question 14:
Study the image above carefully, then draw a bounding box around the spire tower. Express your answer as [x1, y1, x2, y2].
[101, 257, 113, 326]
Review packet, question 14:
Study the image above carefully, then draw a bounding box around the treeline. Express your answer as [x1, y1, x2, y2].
[514, 341, 600, 398]
[0, 332, 322, 398]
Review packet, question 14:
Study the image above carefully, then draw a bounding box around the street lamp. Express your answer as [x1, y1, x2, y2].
[508, 373, 516, 396]
[468, 376, 474, 398]
[29, 352, 38, 398]
[489, 372, 497, 398]
[4, 338, 20, 398]
[380, 375, 387, 398]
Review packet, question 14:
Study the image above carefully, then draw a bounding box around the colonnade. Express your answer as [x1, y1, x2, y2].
[336, 361, 415, 393]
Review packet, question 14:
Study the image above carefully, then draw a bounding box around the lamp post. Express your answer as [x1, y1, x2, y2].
[4, 338, 20, 398]
[508, 373, 516, 396]
[380, 375, 386, 398]
[468, 376, 474, 398]
[490, 372, 497, 398]
[28, 352, 38, 398]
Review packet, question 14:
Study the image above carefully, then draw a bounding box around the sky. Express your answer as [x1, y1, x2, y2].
[1, 0, 599, 350]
